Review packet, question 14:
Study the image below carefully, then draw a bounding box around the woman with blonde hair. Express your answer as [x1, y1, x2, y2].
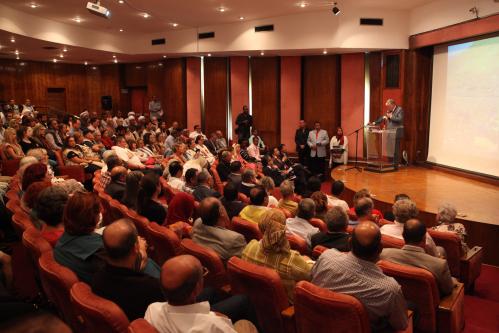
[1, 127, 25, 160]
[241, 209, 312, 303]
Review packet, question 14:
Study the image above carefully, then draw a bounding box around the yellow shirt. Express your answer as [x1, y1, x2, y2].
[278, 199, 298, 216]
[241, 239, 312, 303]
[239, 205, 270, 224]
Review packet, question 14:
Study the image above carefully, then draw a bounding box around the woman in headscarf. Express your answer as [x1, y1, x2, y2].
[241, 209, 312, 303]
[329, 126, 348, 169]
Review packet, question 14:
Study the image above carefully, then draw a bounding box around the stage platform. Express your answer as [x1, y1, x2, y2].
[331, 166, 499, 265]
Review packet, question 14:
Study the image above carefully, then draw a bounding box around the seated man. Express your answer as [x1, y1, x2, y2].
[239, 186, 269, 224]
[246, 137, 261, 161]
[167, 161, 185, 192]
[327, 180, 349, 213]
[145, 255, 258, 333]
[105, 166, 127, 200]
[99, 154, 122, 189]
[285, 198, 319, 247]
[261, 155, 284, 187]
[312, 222, 408, 332]
[216, 150, 232, 182]
[92, 219, 163, 321]
[248, 129, 265, 153]
[193, 170, 221, 202]
[221, 182, 247, 220]
[381, 219, 456, 296]
[278, 180, 298, 216]
[381, 199, 440, 257]
[227, 161, 243, 187]
[112, 136, 146, 170]
[238, 169, 257, 197]
[311, 206, 350, 251]
[192, 197, 247, 262]
[354, 197, 376, 224]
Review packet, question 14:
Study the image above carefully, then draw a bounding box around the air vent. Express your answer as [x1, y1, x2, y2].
[360, 18, 383, 26]
[198, 32, 215, 39]
[42, 46, 59, 50]
[151, 38, 166, 45]
[255, 24, 274, 32]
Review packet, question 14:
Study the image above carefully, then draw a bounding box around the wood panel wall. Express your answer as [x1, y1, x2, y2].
[203, 57, 228, 136]
[368, 52, 382, 122]
[302, 55, 341, 135]
[251, 57, 280, 149]
[162, 59, 187, 127]
[0, 59, 121, 115]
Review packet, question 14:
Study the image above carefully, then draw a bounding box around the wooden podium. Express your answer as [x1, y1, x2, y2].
[366, 126, 397, 172]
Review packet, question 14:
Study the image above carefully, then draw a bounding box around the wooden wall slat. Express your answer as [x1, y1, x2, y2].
[204, 57, 228, 137]
[302, 55, 341, 136]
[369, 52, 382, 122]
[251, 57, 280, 149]
[163, 59, 187, 128]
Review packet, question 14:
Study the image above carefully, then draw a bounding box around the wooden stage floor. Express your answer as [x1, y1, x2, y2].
[331, 166, 499, 226]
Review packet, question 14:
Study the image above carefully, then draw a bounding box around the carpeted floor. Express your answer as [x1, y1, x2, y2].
[463, 264, 499, 333]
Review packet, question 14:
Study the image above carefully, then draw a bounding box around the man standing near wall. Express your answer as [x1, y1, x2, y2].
[235, 105, 252, 143]
[295, 119, 310, 166]
[307, 121, 329, 178]
[372, 99, 404, 169]
[148, 96, 163, 121]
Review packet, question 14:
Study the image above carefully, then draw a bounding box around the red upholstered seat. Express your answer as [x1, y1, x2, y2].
[22, 227, 52, 276]
[56, 148, 85, 182]
[381, 234, 405, 249]
[279, 207, 293, 219]
[159, 177, 178, 204]
[309, 218, 327, 232]
[210, 166, 225, 194]
[378, 260, 465, 333]
[227, 256, 294, 333]
[238, 192, 250, 204]
[125, 209, 149, 239]
[311, 245, 328, 259]
[97, 191, 124, 226]
[428, 229, 483, 291]
[146, 222, 181, 265]
[5, 196, 20, 214]
[38, 251, 82, 332]
[12, 210, 33, 237]
[180, 239, 229, 289]
[231, 216, 262, 242]
[294, 280, 371, 333]
[287, 234, 310, 256]
[70, 282, 130, 333]
[1, 158, 21, 176]
[128, 319, 159, 333]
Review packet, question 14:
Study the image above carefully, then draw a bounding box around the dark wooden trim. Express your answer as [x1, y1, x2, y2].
[409, 13, 499, 49]
[421, 162, 499, 186]
[300, 56, 305, 120]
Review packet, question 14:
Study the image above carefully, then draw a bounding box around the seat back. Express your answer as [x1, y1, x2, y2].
[2, 158, 21, 176]
[54, 149, 65, 166]
[146, 222, 181, 265]
[59, 165, 86, 183]
[381, 234, 405, 249]
[227, 256, 289, 333]
[12, 210, 33, 237]
[427, 229, 462, 277]
[294, 281, 370, 333]
[279, 207, 293, 219]
[180, 239, 228, 289]
[70, 282, 129, 333]
[22, 227, 52, 274]
[231, 216, 262, 242]
[238, 192, 250, 204]
[38, 251, 81, 331]
[287, 234, 310, 256]
[159, 177, 178, 204]
[309, 218, 327, 232]
[210, 166, 225, 194]
[311, 245, 328, 259]
[5, 196, 20, 214]
[97, 191, 122, 226]
[125, 209, 150, 239]
[128, 319, 159, 333]
[378, 260, 440, 333]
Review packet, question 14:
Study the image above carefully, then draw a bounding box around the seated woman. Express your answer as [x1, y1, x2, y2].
[169, 143, 188, 166]
[241, 209, 313, 303]
[310, 191, 328, 221]
[31, 124, 58, 168]
[35, 186, 69, 247]
[74, 132, 105, 168]
[1, 128, 25, 160]
[62, 136, 101, 190]
[18, 126, 41, 154]
[27, 148, 56, 178]
[100, 128, 114, 150]
[21, 180, 52, 220]
[195, 135, 215, 165]
[121, 171, 143, 210]
[137, 173, 168, 224]
[54, 191, 160, 283]
[183, 138, 199, 161]
[232, 143, 257, 171]
[260, 176, 279, 207]
[21, 162, 50, 194]
[432, 203, 469, 254]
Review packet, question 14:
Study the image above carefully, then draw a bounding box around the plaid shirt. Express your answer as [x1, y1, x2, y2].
[311, 249, 408, 331]
[99, 171, 111, 189]
[242, 239, 312, 303]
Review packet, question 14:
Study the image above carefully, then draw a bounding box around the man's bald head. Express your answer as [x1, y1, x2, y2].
[198, 197, 221, 227]
[102, 218, 137, 260]
[403, 219, 426, 245]
[161, 255, 203, 305]
[351, 222, 382, 261]
[111, 166, 128, 182]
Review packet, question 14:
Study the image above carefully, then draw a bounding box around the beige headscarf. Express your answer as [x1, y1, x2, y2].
[259, 209, 290, 255]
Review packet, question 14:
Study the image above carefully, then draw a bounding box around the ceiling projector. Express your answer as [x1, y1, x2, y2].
[86, 1, 111, 18]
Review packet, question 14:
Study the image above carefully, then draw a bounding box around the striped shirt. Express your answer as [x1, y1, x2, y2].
[242, 239, 312, 303]
[311, 249, 408, 331]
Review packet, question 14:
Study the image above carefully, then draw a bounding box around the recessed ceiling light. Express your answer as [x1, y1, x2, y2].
[218, 7, 226, 12]
[29, 3, 38, 8]
[163, 55, 167, 58]
[142, 13, 150, 18]
[84, 61, 88, 65]
[239, 16, 244, 20]
[118, 0, 124, 3]
[260, 51, 265, 56]
[53, 58, 58, 63]
[171, 23, 178, 27]
[113, 59, 118, 63]
[92, 66, 97, 70]
[10, 37, 15, 43]
[59, 54, 64, 58]
[14, 50, 19, 54]
[299, 2, 308, 8]
[207, 53, 212, 57]
[16, 55, 20, 60]
[73, 17, 82, 23]
[323, 50, 328, 54]
[63, 47, 68, 52]
[119, 28, 124, 32]
[112, 55, 116, 58]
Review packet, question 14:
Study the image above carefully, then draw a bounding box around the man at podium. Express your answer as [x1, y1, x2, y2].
[371, 99, 404, 169]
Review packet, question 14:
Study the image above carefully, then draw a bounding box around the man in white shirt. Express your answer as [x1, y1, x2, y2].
[189, 124, 207, 140]
[167, 161, 186, 191]
[380, 199, 441, 257]
[112, 136, 146, 170]
[327, 180, 349, 213]
[149, 96, 163, 120]
[247, 137, 261, 161]
[286, 198, 319, 247]
[145, 255, 258, 333]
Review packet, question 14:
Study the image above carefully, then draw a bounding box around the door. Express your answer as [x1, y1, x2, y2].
[130, 87, 147, 115]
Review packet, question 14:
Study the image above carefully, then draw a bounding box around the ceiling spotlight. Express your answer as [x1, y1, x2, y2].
[59, 54, 64, 58]
[218, 7, 226, 12]
[63, 47, 68, 52]
[10, 37, 15, 43]
[16, 55, 20, 60]
[171, 23, 178, 27]
[74, 17, 82, 23]
[119, 28, 124, 32]
[323, 50, 328, 54]
[163, 55, 167, 58]
[207, 53, 212, 57]
[53, 58, 58, 63]
[113, 59, 118, 63]
[112, 55, 116, 58]
[84, 61, 88, 65]
[260, 51, 265, 56]
[332, 2, 340, 15]
[118, 0, 124, 3]
[239, 16, 244, 20]
[29, 3, 38, 8]
[142, 13, 150, 18]
[299, 2, 308, 8]
[14, 50, 19, 54]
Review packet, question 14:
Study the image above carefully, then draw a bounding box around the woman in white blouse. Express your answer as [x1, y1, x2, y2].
[194, 135, 215, 165]
[329, 127, 348, 168]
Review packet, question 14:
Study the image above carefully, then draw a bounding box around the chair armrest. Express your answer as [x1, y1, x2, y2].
[439, 282, 464, 310]
[460, 246, 483, 290]
[281, 306, 295, 318]
[461, 246, 482, 261]
[437, 282, 465, 333]
[395, 310, 413, 333]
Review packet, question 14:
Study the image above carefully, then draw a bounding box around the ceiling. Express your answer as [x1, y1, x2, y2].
[0, 0, 434, 34]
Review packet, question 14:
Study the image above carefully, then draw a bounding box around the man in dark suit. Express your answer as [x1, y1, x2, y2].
[193, 170, 221, 202]
[105, 166, 127, 200]
[311, 206, 351, 251]
[372, 99, 404, 169]
[227, 161, 243, 187]
[294, 119, 310, 166]
[205, 132, 219, 155]
[216, 151, 232, 182]
[235, 105, 252, 142]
